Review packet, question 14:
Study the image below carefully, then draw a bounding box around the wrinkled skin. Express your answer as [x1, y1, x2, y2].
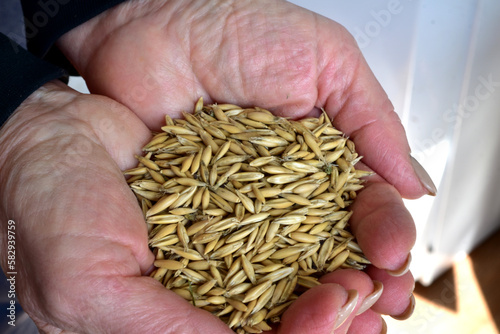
[0, 0, 424, 333]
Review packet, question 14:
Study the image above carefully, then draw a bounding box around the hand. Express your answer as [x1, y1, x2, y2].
[55, 0, 434, 332]
[0, 81, 233, 333]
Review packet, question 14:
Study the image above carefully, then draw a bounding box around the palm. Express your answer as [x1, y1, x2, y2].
[80, 1, 323, 123]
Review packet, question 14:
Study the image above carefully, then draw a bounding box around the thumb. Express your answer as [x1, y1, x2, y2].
[84, 276, 234, 334]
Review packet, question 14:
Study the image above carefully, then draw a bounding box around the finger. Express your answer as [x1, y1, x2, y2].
[53, 84, 153, 170]
[314, 20, 431, 199]
[319, 269, 382, 333]
[277, 283, 357, 334]
[347, 310, 386, 334]
[365, 266, 415, 319]
[72, 96, 152, 169]
[349, 180, 416, 274]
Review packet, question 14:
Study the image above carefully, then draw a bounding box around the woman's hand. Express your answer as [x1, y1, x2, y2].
[0, 82, 233, 333]
[21, 0, 434, 332]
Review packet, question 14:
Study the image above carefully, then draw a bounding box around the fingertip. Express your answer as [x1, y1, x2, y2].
[365, 266, 415, 317]
[346, 310, 385, 334]
[386, 253, 411, 277]
[278, 283, 352, 334]
[350, 182, 416, 273]
[320, 269, 374, 302]
[390, 293, 415, 321]
[320, 269, 384, 330]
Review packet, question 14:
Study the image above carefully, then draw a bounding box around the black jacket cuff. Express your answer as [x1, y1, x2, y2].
[21, 0, 127, 74]
[0, 33, 67, 126]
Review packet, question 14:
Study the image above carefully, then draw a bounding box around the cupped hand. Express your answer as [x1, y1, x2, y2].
[0, 81, 232, 333]
[52, 0, 431, 332]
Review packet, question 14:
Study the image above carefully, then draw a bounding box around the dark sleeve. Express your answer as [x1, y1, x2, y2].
[21, 0, 127, 74]
[0, 33, 67, 126]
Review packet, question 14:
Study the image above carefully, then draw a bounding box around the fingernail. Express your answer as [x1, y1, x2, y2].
[391, 294, 415, 320]
[410, 156, 437, 196]
[356, 281, 384, 315]
[386, 253, 412, 277]
[380, 317, 387, 334]
[334, 290, 358, 330]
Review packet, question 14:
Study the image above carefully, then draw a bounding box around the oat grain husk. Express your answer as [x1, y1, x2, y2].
[125, 98, 373, 334]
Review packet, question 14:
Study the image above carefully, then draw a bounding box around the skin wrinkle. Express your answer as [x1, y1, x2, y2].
[0, 139, 78, 222]
[200, 7, 250, 102]
[36, 93, 150, 170]
[31, 241, 146, 331]
[280, 37, 318, 105]
[347, 309, 383, 334]
[366, 268, 414, 316]
[35, 210, 147, 270]
[318, 22, 386, 122]
[8, 104, 106, 160]
[55, 204, 150, 273]
[375, 143, 402, 183]
[0, 93, 80, 165]
[30, 268, 80, 331]
[19, 134, 147, 267]
[31, 219, 142, 273]
[360, 124, 394, 160]
[15, 133, 96, 181]
[166, 4, 205, 99]
[202, 1, 245, 102]
[271, 17, 318, 111]
[335, 95, 420, 196]
[184, 28, 204, 100]
[232, 10, 247, 102]
[280, 284, 342, 333]
[311, 13, 325, 111]
[327, 66, 376, 127]
[200, 2, 318, 112]
[376, 202, 412, 264]
[319, 62, 358, 120]
[323, 44, 413, 192]
[224, 6, 263, 101]
[363, 126, 416, 195]
[243, 12, 279, 100]
[36, 236, 137, 278]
